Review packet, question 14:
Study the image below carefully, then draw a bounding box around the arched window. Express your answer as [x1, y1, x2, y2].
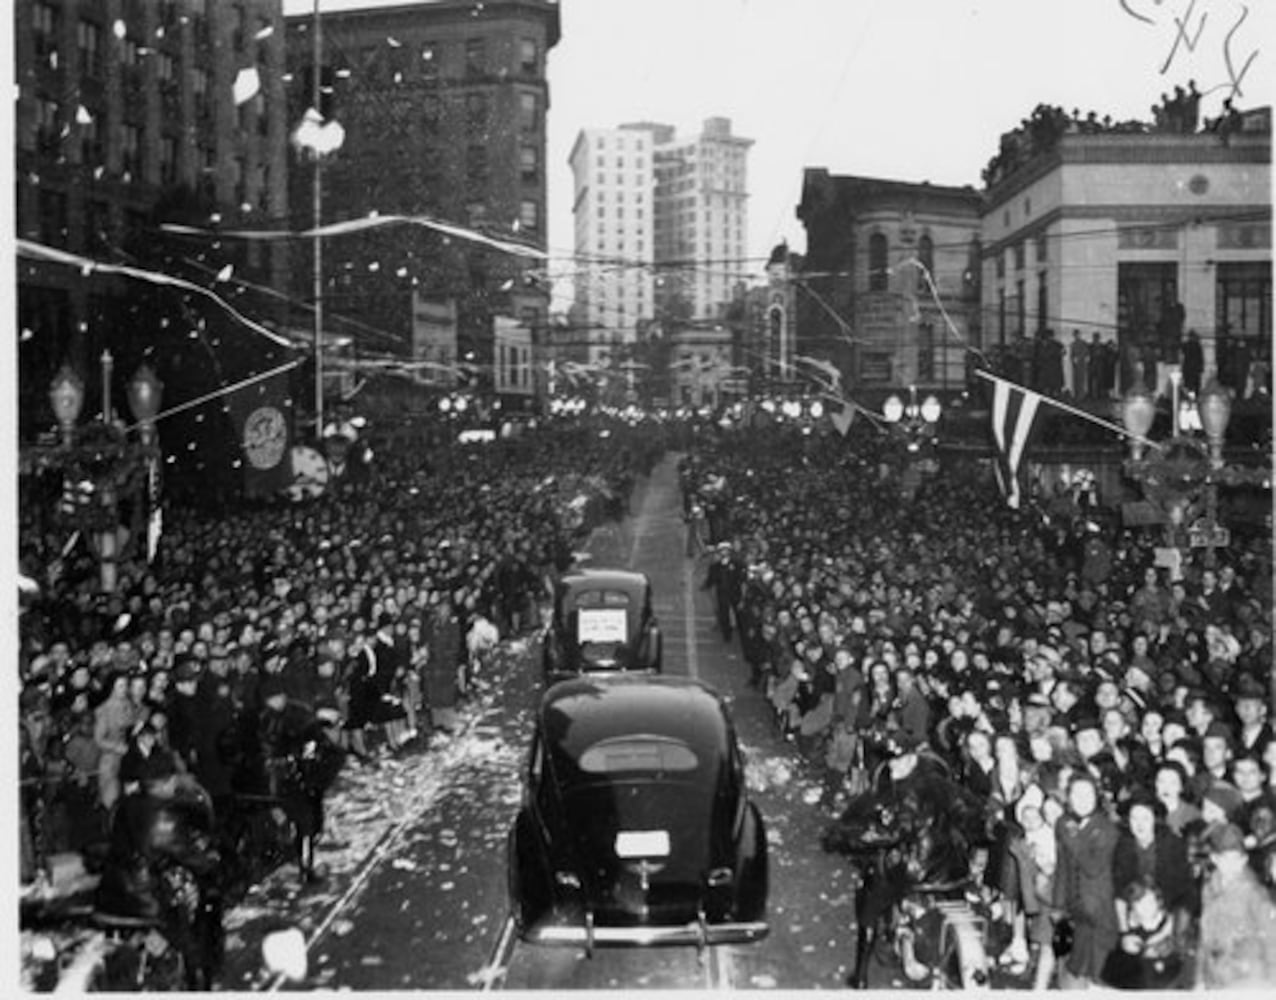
[868, 232, 888, 292]
[917, 234, 934, 291]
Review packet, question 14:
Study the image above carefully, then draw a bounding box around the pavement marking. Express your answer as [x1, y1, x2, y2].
[683, 555, 699, 682]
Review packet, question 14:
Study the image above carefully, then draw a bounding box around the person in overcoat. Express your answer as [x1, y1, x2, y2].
[1052, 771, 1120, 987]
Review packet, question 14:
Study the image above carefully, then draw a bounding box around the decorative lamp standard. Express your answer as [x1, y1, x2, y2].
[49, 366, 85, 447]
[36, 359, 165, 593]
[1121, 383, 1156, 460]
[882, 385, 942, 452]
[1121, 375, 1267, 569]
[1197, 376, 1232, 469]
[126, 365, 164, 444]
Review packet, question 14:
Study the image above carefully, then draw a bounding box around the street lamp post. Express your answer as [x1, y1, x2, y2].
[312, 0, 324, 440]
[1121, 376, 1267, 569]
[33, 359, 164, 592]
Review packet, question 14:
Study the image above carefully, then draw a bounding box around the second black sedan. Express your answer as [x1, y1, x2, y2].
[508, 676, 769, 952]
[541, 567, 662, 684]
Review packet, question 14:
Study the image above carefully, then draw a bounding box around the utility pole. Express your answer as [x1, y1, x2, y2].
[312, 0, 325, 439]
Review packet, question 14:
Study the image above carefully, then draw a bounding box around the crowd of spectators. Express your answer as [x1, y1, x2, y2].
[981, 87, 1224, 188]
[17, 420, 664, 891]
[982, 324, 1270, 406]
[685, 421, 1275, 989]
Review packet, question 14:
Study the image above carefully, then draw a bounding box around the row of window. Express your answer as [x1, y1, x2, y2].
[867, 232, 937, 292]
[354, 35, 540, 86]
[994, 233, 1049, 278]
[35, 5, 260, 81]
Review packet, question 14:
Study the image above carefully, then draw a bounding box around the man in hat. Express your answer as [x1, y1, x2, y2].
[822, 730, 992, 988]
[702, 542, 743, 643]
[1234, 674, 1274, 756]
[1196, 822, 1276, 988]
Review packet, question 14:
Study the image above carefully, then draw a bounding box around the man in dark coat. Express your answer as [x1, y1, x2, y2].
[822, 731, 992, 988]
[1181, 330, 1204, 393]
[702, 542, 743, 643]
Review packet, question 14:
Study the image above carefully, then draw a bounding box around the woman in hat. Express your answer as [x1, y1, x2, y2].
[93, 670, 138, 813]
[1052, 771, 1120, 989]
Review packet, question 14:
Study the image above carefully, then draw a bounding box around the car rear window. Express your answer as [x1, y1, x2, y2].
[571, 589, 632, 608]
[577, 737, 699, 775]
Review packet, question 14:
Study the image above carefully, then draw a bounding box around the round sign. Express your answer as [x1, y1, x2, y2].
[243, 406, 288, 470]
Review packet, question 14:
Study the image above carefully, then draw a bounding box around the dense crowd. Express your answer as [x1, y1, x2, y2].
[17, 421, 664, 900]
[684, 422, 1275, 989]
[981, 323, 1270, 404]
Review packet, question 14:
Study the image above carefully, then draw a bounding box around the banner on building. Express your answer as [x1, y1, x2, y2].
[412, 294, 458, 386]
[226, 369, 294, 498]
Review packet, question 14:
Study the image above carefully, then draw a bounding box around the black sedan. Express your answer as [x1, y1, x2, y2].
[507, 676, 769, 951]
[541, 568, 662, 683]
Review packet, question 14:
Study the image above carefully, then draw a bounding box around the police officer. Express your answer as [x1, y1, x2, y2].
[823, 730, 992, 988]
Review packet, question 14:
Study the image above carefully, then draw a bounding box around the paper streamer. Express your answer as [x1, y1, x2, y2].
[161, 213, 548, 260]
[16, 240, 294, 348]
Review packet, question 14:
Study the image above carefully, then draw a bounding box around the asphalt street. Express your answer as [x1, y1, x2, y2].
[219, 453, 886, 991]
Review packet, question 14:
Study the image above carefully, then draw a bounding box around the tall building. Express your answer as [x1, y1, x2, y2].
[648, 117, 752, 323]
[285, 0, 560, 394]
[15, 0, 291, 438]
[568, 126, 655, 363]
[796, 171, 983, 394]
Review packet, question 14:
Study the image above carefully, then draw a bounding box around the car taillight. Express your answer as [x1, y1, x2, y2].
[554, 870, 582, 889]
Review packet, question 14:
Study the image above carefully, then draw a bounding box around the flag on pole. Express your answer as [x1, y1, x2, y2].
[989, 374, 1041, 509]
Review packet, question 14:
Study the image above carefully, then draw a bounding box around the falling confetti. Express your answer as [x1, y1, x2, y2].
[232, 67, 261, 106]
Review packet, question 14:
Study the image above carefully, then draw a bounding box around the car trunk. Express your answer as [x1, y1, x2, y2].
[563, 780, 720, 925]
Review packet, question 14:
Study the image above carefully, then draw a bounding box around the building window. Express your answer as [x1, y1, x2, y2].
[998, 287, 1007, 342]
[157, 51, 175, 83]
[421, 94, 441, 132]
[466, 144, 488, 184]
[1036, 232, 1048, 262]
[1016, 278, 1026, 336]
[79, 113, 102, 165]
[122, 124, 143, 178]
[121, 35, 141, 67]
[1215, 261, 1271, 342]
[466, 92, 488, 129]
[1118, 262, 1177, 343]
[520, 145, 537, 183]
[519, 38, 538, 74]
[158, 135, 178, 184]
[520, 200, 539, 232]
[1013, 241, 1025, 271]
[39, 188, 69, 246]
[420, 42, 438, 81]
[85, 199, 109, 253]
[78, 19, 103, 78]
[35, 98, 60, 148]
[519, 92, 537, 132]
[995, 250, 1005, 280]
[868, 232, 888, 292]
[917, 234, 933, 290]
[1037, 271, 1048, 333]
[465, 38, 485, 76]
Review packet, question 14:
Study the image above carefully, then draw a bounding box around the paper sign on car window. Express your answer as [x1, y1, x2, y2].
[615, 830, 671, 858]
[577, 608, 627, 644]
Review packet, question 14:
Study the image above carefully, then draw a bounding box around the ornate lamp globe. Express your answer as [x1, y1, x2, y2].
[1122, 384, 1157, 460]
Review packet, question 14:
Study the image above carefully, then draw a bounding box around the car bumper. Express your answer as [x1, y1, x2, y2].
[523, 919, 769, 948]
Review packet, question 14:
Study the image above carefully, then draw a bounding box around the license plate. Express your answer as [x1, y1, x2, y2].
[615, 830, 670, 858]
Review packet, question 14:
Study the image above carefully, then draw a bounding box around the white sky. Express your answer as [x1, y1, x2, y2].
[294, 0, 1274, 290]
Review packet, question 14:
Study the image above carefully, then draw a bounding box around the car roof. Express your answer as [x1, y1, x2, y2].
[558, 568, 651, 595]
[538, 676, 730, 764]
